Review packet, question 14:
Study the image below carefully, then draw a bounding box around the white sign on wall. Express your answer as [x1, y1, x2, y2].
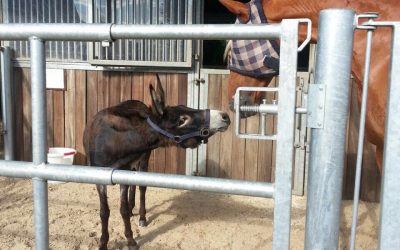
[46, 69, 65, 89]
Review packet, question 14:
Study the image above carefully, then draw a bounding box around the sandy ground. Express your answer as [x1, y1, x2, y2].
[0, 177, 379, 250]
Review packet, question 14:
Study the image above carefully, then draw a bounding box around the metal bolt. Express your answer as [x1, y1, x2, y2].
[317, 122, 322, 127]
[319, 105, 323, 109]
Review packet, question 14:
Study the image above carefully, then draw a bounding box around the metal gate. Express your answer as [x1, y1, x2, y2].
[0, 8, 398, 250]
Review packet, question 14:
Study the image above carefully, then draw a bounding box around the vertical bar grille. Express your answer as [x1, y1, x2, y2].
[2, 0, 90, 61]
[92, 0, 192, 64]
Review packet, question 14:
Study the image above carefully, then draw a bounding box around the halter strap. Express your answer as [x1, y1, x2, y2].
[147, 109, 210, 144]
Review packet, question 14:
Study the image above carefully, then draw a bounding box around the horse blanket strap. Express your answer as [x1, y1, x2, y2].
[229, 0, 280, 78]
[146, 109, 210, 144]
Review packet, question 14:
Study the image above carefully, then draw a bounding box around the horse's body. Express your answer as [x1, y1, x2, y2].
[220, 0, 400, 171]
[84, 75, 230, 249]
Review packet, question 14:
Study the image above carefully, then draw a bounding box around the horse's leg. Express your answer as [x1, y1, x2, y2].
[120, 185, 137, 247]
[128, 185, 136, 217]
[376, 146, 383, 174]
[138, 185, 147, 227]
[96, 184, 110, 250]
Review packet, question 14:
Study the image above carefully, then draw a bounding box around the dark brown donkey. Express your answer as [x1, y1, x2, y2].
[83, 75, 230, 250]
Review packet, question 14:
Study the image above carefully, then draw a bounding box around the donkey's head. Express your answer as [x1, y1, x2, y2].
[148, 75, 230, 149]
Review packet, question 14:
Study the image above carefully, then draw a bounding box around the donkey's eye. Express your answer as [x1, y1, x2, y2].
[177, 116, 190, 127]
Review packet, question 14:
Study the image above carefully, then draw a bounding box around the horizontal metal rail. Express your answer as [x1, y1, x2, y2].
[0, 160, 274, 198]
[0, 23, 282, 41]
[239, 105, 307, 114]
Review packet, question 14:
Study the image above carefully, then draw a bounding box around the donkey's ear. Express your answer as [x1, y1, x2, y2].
[219, 0, 249, 23]
[149, 75, 165, 116]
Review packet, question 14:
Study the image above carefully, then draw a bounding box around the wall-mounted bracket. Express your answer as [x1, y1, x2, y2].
[307, 84, 326, 129]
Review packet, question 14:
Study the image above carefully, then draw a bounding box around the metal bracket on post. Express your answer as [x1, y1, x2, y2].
[307, 84, 326, 129]
[234, 86, 308, 140]
[234, 86, 279, 140]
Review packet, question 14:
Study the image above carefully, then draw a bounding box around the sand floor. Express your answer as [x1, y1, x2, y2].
[0, 177, 379, 249]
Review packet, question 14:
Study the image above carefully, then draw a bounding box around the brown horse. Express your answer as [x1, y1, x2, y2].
[219, 0, 400, 171]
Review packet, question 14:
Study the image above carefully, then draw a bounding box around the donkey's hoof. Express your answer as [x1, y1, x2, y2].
[122, 245, 139, 250]
[123, 239, 138, 250]
[139, 219, 147, 227]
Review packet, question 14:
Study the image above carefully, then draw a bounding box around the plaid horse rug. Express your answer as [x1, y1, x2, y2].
[229, 0, 280, 78]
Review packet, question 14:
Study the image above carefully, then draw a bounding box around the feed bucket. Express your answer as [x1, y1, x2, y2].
[47, 147, 77, 184]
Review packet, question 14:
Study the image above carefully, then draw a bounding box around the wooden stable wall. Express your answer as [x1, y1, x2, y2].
[11, 67, 381, 201]
[206, 74, 278, 183]
[13, 68, 187, 174]
[205, 73, 381, 202]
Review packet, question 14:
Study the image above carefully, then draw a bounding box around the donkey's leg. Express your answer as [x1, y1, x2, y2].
[120, 185, 137, 247]
[138, 152, 151, 227]
[96, 184, 110, 250]
[128, 185, 136, 217]
[138, 186, 147, 227]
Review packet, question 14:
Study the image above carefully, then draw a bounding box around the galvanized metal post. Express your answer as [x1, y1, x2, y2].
[305, 9, 355, 249]
[379, 24, 400, 250]
[30, 36, 49, 250]
[0, 46, 15, 160]
[272, 19, 298, 250]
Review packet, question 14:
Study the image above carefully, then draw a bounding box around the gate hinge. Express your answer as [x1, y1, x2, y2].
[307, 84, 326, 129]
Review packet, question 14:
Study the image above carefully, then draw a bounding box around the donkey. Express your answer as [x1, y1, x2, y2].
[83, 75, 230, 249]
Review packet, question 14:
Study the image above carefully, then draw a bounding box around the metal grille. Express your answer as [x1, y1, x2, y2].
[91, 0, 193, 66]
[1, 0, 193, 66]
[2, 0, 89, 61]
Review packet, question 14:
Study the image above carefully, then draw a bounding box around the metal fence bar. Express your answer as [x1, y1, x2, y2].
[272, 19, 299, 250]
[349, 24, 374, 250]
[0, 23, 281, 41]
[0, 160, 274, 198]
[304, 9, 355, 250]
[0, 47, 15, 160]
[30, 36, 49, 250]
[379, 24, 400, 250]
[111, 24, 281, 40]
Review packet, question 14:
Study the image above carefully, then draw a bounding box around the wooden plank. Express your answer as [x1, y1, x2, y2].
[218, 74, 233, 178]
[257, 79, 275, 182]
[74, 70, 86, 165]
[132, 72, 144, 101]
[165, 74, 179, 174]
[231, 120, 246, 180]
[64, 70, 76, 150]
[109, 71, 121, 107]
[271, 78, 278, 182]
[206, 74, 222, 178]
[53, 89, 65, 147]
[360, 143, 381, 201]
[97, 71, 110, 112]
[244, 116, 259, 181]
[177, 74, 188, 174]
[344, 80, 381, 202]
[14, 67, 24, 160]
[86, 71, 98, 122]
[46, 90, 54, 148]
[153, 73, 167, 173]
[120, 72, 132, 102]
[343, 80, 358, 199]
[143, 73, 155, 172]
[22, 68, 32, 161]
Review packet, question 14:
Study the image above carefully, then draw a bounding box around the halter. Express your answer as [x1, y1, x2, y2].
[147, 109, 210, 144]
